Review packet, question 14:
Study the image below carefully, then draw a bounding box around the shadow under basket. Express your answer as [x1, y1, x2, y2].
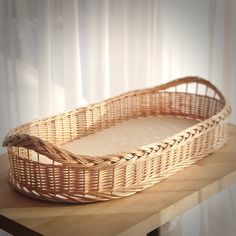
[2, 77, 231, 203]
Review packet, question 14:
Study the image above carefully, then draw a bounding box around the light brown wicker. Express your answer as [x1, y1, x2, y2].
[2, 76, 231, 203]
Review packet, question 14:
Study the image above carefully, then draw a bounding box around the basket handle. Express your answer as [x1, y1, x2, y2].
[154, 76, 225, 102]
[2, 133, 92, 165]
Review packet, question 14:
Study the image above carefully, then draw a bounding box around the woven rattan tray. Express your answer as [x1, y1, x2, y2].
[3, 77, 231, 203]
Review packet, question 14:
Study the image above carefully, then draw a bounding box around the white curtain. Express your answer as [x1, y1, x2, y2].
[0, 0, 235, 151]
[0, 0, 236, 234]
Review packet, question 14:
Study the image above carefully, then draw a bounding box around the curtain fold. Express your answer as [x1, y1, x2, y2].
[37, 0, 53, 116]
[223, 0, 236, 124]
[62, 0, 83, 109]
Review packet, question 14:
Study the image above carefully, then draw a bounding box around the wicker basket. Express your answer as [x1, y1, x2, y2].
[2, 77, 231, 203]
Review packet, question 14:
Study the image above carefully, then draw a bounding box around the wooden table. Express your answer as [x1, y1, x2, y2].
[1, 124, 236, 236]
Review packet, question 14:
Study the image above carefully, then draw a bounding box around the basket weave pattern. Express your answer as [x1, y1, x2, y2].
[3, 77, 231, 203]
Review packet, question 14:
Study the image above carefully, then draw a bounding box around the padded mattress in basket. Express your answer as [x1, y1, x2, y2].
[2, 76, 231, 203]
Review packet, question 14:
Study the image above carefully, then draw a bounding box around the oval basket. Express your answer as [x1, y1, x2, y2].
[2, 77, 231, 203]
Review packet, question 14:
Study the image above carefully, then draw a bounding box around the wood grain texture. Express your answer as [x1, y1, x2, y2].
[0, 124, 236, 236]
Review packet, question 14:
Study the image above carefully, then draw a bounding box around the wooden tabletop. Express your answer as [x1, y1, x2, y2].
[1, 124, 236, 236]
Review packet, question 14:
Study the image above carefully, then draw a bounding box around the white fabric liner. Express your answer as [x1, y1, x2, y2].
[61, 116, 196, 156]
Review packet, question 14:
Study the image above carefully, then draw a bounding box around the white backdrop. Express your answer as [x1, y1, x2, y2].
[0, 0, 236, 235]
